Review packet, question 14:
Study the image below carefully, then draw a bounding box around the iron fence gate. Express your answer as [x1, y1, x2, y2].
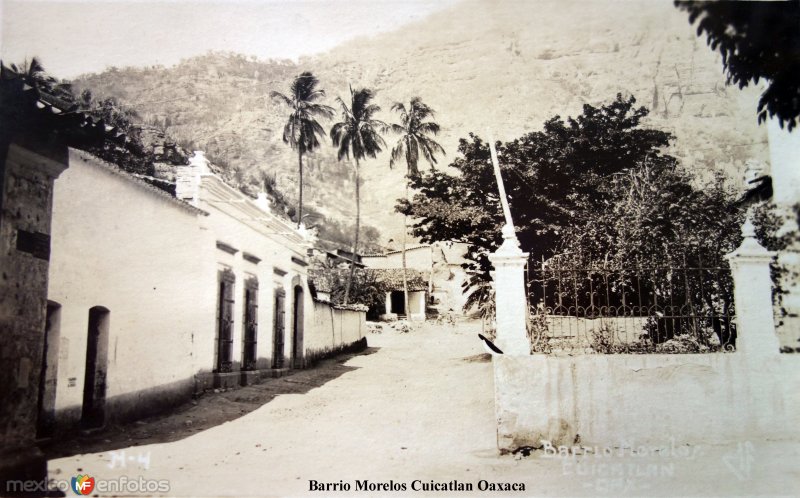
[526, 255, 736, 354]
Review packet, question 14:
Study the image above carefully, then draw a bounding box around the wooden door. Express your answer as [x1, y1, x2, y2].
[273, 291, 285, 368]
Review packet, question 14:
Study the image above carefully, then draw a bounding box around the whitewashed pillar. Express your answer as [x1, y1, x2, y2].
[385, 292, 392, 314]
[726, 218, 779, 357]
[766, 118, 800, 334]
[488, 224, 530, 354]
[175, 150, 210, 205]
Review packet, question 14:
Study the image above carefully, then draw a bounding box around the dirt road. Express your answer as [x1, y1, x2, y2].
[47, 319, 800, 497]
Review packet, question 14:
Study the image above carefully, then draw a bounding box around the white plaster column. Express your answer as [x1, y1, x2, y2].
[488, 224, 530, 355]
[385, 292, 392, 314]
[255, 192, 271, 212]
[176, 151, 211, 205]
[765, 117, 800, 339]
[726, 218, 779, 357]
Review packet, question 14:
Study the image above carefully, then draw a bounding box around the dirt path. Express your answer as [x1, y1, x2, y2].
[41, 347, 375, 461]
[47, 319, 800, 497]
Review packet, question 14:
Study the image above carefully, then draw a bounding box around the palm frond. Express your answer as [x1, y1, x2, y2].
[417, 121, 441, 135]
[306, 102, 335, 119]
[388, 97, 445, 176]
[391, 102, 407, 114]
[389, 141, 406, 169]
[269, 91, 293, 107]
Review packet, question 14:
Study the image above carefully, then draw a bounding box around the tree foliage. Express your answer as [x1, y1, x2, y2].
[325, 268, 387, 319]
[676, 0, 800, 130]
[399, 94, 676, 268]
[545, 164, 743, 346]
[78, 92, 155, 176]
[399, 94, 743, 334]
[556, 165, 742, 270]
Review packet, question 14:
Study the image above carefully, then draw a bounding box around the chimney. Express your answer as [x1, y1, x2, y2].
[176, 151, 209, 205]
[254, 191, 271, 212]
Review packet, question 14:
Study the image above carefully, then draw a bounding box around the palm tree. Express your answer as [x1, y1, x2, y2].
[6, 57, 72, 101]
[1, 57, 74, 149]
[270, 72, 334, 228]
[389, 97, 445, 319]
[330, 86, 387, 304]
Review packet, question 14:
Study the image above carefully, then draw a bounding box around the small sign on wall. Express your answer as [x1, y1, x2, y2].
[16, 229, 51, 260]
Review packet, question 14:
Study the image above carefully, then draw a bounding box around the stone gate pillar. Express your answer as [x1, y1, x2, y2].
[488, 224, 530, 355]
[726, 217, 779, 357]
[0, 140, 68, 491]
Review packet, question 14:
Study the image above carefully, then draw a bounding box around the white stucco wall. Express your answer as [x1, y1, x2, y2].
[47, 150, 316, 428]
[439, 266, 468, 313]
[494, 353, 800, 452]
[407, 291, 427, 321]
[306, 301, 366, 358]
[194, 174, 312, 371]
[49, 150, 216, 421]
[362, 246, 432, 270]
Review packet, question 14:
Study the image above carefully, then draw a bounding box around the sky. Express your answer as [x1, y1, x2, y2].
[0, 0, 459, 79]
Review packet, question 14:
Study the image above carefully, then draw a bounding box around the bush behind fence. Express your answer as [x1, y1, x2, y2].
[526, 256, 736, 354]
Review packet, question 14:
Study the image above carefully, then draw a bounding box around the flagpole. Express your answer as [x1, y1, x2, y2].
[488, 133, 514, 230]
[486, 131, 530, 355]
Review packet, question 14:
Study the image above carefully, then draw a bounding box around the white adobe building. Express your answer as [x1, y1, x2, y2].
[42, 149, 365, 434]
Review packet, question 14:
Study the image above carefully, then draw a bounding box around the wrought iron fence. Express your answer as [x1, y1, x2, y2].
[526, 255, 736, 354]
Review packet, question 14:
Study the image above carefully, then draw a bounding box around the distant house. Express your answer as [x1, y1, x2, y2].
[371, 268, 431, 321]
[362, 242, 470, 321]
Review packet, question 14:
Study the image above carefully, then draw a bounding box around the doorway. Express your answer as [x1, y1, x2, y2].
[242, 283, 258, 371]
[390, 291, 405, 316]
[37, 301, 61, 438]
[291, 284, 304, 368]
[81, 306, 109, 429]
[272, 289, 285, 368]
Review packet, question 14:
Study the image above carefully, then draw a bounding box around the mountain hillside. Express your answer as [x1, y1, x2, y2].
[73, 0, 768, 244]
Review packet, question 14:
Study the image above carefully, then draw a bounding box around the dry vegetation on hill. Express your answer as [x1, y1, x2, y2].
[72, 0, 767, 245]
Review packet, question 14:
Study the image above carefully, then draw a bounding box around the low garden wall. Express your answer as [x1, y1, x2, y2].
[305, 300, 367, 365]
[491, 217, 800, 453]
[494, 352, 800, 452]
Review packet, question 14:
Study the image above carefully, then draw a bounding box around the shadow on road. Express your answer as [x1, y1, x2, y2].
[41, 347, 380, 460]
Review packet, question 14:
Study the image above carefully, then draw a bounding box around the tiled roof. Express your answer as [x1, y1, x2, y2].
[73, 150, 209, 217]
[18, 83, 207, 217]
[362, 244, 431, 257]
[308, 268, 430, 293]
[367, 268, 430, 291]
